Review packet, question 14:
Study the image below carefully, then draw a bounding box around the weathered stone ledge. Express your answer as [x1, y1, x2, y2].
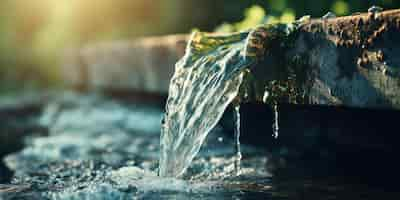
[240, 9, 400, 110]
[61, 9, 400, 110]
[61, 34, 188, 93]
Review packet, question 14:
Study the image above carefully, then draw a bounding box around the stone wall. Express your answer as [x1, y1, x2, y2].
[61, 34, 188, 93]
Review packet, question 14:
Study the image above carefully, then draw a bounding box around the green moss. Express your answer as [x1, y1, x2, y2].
[236, 20, 308, 105]
[214, 5, 299, 33]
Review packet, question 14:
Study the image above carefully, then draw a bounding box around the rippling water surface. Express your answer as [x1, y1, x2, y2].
[0, 94, 398, 199]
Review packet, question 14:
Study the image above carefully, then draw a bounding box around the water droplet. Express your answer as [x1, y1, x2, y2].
[322, 12, 336, 20]
[218, 137, 223, 142]
[368, 5, 383, 14]
[243, 91, 249, 99]
[272, 104, 279, 139]
[262, 90, 269, 103]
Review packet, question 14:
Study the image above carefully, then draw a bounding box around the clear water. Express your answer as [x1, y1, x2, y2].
[2, 94, 399, 199]
[272, 104, 279, 139]
[158, 23, 297, 177]
[233, 105, 242, 175]
[3, 95, 274, 199]
[159, 31, 259, 177]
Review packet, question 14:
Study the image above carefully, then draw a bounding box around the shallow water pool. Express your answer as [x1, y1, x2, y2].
[0, 94, 398, 199]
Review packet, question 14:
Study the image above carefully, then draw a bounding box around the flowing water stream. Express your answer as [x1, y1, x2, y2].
[158, 30, 257, 177]
[158, 24, 286, 177]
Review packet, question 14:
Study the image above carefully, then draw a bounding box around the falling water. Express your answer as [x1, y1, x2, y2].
[159, 24, 295, 177]
[233, 105, 242, 175]
[272, 104, 279, 139]
[158, 30, 259, 177]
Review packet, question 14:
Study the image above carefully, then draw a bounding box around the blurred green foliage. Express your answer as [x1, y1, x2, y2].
[214, 5, 296, 33]
[0, 0, 399, 93]
[332, 0, 350, 15]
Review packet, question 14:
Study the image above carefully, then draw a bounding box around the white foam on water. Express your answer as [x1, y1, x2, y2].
[110, 166, 220, 193]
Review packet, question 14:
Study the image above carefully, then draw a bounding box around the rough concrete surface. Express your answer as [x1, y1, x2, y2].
[61, 9, 400, 110]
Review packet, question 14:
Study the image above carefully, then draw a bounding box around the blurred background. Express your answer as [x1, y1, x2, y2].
[0, 0, 399, 94]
